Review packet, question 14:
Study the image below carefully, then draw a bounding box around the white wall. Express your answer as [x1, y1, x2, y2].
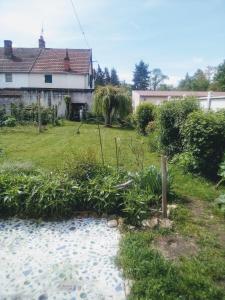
[0, 73, 90, 89]
[0, 73, 29, 88]
[133, 94, 225, 111]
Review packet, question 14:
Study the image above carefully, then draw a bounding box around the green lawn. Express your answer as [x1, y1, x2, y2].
[0, 122, 159, 171]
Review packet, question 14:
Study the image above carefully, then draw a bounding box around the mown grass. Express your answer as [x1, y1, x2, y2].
[0, 122, 159, 171]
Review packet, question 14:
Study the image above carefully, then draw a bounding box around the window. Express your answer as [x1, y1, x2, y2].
[5, 73, 12, 82]
[45, 74, 52, 83]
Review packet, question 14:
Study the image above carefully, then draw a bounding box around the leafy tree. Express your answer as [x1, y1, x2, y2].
[158, 84, 175, 91]
[95, 65, 105, 86]
[150, 68, 168, 90]
[133, 60, 150, 90]
[178, 73, 193, 90]
[94, 85, 131, 126]
[178, 70, 209, 91]
[191, 69, 209, 91]
[104, 67, 111, 85]
[110, 68, 120, 86]
[212, 60, 225, 91]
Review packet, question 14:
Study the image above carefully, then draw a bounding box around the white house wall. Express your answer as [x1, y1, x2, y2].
[0, 73, 29, 88]
[0, 73, 89, 89]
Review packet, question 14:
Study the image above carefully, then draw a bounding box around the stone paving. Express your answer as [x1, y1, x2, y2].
[0, 218, 126, 300]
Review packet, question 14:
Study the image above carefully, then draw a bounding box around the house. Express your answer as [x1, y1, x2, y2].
[0, 36, 94, 119]
[132, 90, 225, 111]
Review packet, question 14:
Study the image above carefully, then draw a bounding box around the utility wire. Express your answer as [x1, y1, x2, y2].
[69, 0, 91, 49]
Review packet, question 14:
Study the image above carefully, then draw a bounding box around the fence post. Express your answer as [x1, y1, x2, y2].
[207, 91, 212, 111]
[161, 155, 168, 218]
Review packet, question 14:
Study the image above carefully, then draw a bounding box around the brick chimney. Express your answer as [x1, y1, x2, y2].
[38, 35, 45, 48]
[4, 40, 13, 58]
[64, 49, 70, 72]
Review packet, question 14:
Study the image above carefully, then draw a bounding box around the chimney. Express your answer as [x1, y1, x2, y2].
[39, 35, 45, 48]
[4, 40, 13, 58]
[64, 49, 70, 72]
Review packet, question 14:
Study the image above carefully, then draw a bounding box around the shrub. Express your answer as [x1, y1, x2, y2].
[182, 111, 225, 178]
[145, 121, 156, 135]
[171, 152, 198, 173]
[135, 103, 156, 135]
[123, 166, 175, 225]
[0, 164, 175, 223]
[157, 97, 200, 156]
[62, 148, 107, 181]
[216, 158, 225, 188]
[4, 116, 16, 127]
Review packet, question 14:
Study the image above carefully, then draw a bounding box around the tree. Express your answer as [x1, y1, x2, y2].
[178, 73, 193, 90]
[191, 69, 209, 91]
[110, 68, 120, 86]
[95, 65, 105, 86]
[133, 60, 150, 90]
[94, 85, 131, 126]
[150, 68, 168, 90]
[212, 60, 225, 91]
[158, 84, 175, 91]
[104, 67, 111, 85]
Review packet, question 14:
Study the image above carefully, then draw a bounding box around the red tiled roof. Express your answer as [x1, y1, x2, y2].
[133, 91, 225, 97]
[0, 48, 91, 74]
[0, 48, 41, 73]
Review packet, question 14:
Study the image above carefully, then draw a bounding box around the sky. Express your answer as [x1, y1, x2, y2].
[1, 0, 225, 85]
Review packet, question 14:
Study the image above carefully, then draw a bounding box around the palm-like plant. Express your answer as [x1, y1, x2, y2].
[94, 85, 131, 126]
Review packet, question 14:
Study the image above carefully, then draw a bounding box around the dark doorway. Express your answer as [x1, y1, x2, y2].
[71, 103, 86, 121]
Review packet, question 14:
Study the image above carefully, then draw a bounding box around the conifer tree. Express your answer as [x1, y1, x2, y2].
[132, 60, 150, 90]
[104, 67, 111, 85]
[95, 65, 105, 86]
[110, 68, 120, 86]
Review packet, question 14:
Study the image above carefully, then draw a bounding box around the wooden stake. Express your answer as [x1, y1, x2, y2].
[97, 123, 104, 166]
[115, 137, 119, 171]
[37, 92, 42, 134]
[161, 155, 168, 218]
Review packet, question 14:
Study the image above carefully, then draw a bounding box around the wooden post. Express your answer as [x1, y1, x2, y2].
[37, 92, 42, 134]
[161, 155, 168, 218]
[97, 123, 104, 166]
[115, 137, 119, 171]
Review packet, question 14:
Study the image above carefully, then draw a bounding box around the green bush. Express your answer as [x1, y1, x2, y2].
[0, 173, 82, 218]
[0, 163, 175, 223]
[182, 111, 225, 178]
[135, 103, 156, 135]
[157, 97, 200, 156]
[171, 151, 198, 173]
[4, 116, 17, 127]
[123, 166, 175, 225]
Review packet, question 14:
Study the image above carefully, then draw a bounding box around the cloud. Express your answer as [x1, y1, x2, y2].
[0, 0, 106, 47]
[165, 75, 181, 86]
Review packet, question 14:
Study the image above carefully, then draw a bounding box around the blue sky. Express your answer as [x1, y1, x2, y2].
[1, 0, 225, 85]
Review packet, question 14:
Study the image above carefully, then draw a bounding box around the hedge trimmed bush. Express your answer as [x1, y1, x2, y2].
[135, 103, 156, 135]
[157, 97, 200, 156]
[182, 111, 225, 178]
